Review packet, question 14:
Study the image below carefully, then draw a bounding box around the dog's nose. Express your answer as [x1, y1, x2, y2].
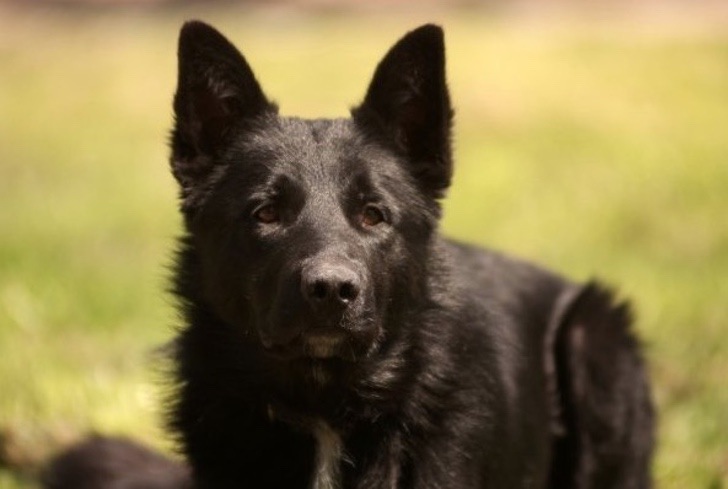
[301, 262, 361, 310]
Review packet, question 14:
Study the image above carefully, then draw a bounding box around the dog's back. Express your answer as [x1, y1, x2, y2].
[446, 241, 653, 487]
[376, 239, 653, 487]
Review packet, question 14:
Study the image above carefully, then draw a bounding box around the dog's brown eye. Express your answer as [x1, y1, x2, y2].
[361, 205, 385, 227]
[254, 205, 279, 224]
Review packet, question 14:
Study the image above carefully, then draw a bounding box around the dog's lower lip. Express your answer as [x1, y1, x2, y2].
[259, 334, 274, 349]
[259, 331, 349, 359]
[303, 332, 346, 359]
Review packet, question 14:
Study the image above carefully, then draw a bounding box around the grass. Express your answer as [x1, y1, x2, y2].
[1, 4, 727, 488]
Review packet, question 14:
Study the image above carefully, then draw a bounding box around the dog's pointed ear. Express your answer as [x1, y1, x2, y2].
[171, 21, 275, 195]
[353, 24, 453, 198]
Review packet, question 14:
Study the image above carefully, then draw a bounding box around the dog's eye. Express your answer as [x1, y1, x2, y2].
[361, 205, 385, 227]
[254, 204, 279, 224]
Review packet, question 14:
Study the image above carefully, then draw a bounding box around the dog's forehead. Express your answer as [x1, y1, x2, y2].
[238, 116, 386, 179]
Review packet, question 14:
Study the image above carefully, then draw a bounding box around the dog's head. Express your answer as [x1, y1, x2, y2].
[171, 22, 452, 365]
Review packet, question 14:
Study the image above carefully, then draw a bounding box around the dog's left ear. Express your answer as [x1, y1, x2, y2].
[353, 24, 453, 198]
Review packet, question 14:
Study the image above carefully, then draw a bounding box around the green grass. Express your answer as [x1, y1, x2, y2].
[1, 5, 727, 488]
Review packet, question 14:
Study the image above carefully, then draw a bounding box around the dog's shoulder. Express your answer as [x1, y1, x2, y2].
[437, 238, 575, 326]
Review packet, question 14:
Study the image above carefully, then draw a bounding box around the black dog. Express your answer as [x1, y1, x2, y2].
[43, 22, 654, 489]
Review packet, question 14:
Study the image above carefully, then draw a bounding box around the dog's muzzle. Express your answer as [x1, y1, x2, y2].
[258, 255, 374, 361]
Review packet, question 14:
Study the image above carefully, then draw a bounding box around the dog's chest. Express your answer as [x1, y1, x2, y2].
[311, 420, 343, 489]
[267, 405, 345, 488]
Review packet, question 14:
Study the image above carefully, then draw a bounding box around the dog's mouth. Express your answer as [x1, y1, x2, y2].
[261, 329, 359, 362]
[302, 332, 350, 359]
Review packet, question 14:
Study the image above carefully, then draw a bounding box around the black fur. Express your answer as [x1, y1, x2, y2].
[42, 436, 190, 489]
[43, 22, 654, 489]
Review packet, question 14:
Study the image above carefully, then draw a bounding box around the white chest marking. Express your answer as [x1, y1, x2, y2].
[311, 420, 343, 489]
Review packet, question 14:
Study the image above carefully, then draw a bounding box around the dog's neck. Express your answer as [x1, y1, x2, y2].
[267, 405, 344, 489]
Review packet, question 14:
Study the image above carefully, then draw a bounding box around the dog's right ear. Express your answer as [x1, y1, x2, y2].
[171, 21, 274, 199]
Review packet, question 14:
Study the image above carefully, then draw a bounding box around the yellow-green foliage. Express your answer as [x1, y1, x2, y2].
[1, 6, 726, 488]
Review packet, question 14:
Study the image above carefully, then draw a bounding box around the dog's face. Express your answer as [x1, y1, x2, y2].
[171, 22, 452, 366]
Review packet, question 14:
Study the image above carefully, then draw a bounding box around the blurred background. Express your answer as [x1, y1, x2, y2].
[1, 0, 727, 487]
